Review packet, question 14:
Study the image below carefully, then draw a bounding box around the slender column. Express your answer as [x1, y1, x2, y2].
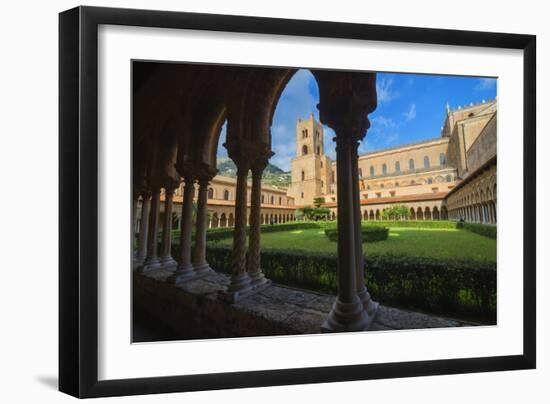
[193, 176, 214, 275]
[141, 187, 161, 271]
[323, 134, 368, 332]
[168, 176, 196, 283]
[132, 192, 139, 252]
[134, 190, 151, 267]
[221, 161, 252, 301]
[350, 140, 378, 317]
[160, 183, 178, 270]
[247, 158, 271, 288]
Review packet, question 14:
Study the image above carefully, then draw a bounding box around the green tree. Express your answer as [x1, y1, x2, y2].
[312, 207, 331, 221]
[313, 197, 326, 208]
[296, 205, 314, 221]
[382, 204, 410, 220]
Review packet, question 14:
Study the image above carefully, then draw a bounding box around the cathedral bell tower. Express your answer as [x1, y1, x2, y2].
[288, 113, 331, 205]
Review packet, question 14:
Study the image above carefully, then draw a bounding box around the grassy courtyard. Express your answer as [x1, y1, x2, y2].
[210, 225, 496, 263]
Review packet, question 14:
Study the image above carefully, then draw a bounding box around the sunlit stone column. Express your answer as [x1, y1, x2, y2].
[193, 175, 215, 276]
[350, 139, 378, 319]
[221, 159, 252, 301]
[322, 134, 369, 332]
[159, 182, 178, 270]
[168, 175, 196, 284]
[247, 156, 272, 289]
[141, 186, 162, 272]
[135, 190, 151, 267]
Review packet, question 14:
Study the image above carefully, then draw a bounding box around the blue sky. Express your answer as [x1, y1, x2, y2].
[217, 70, 497, 171]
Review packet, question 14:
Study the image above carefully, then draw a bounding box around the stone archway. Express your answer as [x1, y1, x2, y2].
[211, 212, 219, 228]
[424, 207, 432, 220]
[220, 213, 227, 227]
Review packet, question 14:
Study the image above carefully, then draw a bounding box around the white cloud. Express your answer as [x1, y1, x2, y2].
[376, 77, 398, 103]
[371, 115, 397, 129]
[475, 78, 496, 91]
[402, 103, 416, 121]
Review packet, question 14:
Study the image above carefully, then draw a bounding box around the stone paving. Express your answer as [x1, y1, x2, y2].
[134, 269, 477, 341]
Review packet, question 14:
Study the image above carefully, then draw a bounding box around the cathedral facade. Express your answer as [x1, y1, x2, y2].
[288, 100, 497, 223]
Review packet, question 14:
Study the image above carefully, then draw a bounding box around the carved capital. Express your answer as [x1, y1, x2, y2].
[312, 70, 376, 142]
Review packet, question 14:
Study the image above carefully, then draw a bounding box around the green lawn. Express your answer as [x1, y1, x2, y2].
[210, 227, 496, 263]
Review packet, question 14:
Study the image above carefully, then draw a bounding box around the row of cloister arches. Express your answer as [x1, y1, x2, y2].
[446, 168, 496, 224]
[208, 212, 297, 228]
[359, 205, 448, 221]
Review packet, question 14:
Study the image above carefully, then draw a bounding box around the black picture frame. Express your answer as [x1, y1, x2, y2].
[59, 5, 536, 398]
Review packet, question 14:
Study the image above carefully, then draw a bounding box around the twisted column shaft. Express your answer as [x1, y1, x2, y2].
[193, 177, 214, 275]
[142, 187, 161, 271]
[168, 176, 196, 283]
[160, 183, 178, 269]
[135, 190, 151, 265]
[224, 163, 252, 299]
[247, 160, 270, 287]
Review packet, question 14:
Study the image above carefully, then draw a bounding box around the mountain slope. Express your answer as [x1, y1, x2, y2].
[217, 157, 291, 187]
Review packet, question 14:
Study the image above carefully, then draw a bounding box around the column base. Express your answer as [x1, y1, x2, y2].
[321, 296, 377, 333]
[358, 287, 379, 317]
[167, 263, 197, 285]
[137, 257, 161, 272]
[132, 256, 145, 271]
[192, 262, 215, 276]
[219, 273, 253, 303]
[249, 271, 272, 290]
[159, 256, 178, 271]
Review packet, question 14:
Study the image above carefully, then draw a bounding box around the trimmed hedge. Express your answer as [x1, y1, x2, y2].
[200, 245, 496, 321]
[325, 226, 389, 242]
[459, 222, 497, 239]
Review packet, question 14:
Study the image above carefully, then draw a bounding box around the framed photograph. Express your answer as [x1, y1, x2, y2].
[59, 6, 536, 398]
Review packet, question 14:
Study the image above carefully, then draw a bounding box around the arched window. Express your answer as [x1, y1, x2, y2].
[302, 145, 308, 155]
[409, 159, 415, 170]
[382, 164, 387, 175]
[424, 156, 430, 169]
[261, 194, 265, 203]
[316, 146, 320, 155]
[445, 174, 452, 182]
[427, 178, 433, 184]
[439, 153, 446, 166]
[301, 170, 305, 181]
[302, 129, 308, 138]
[270, 196, 274, 204]
[208, 187, 214, 199]
[223, 189, 230, 200]
[279, 196, 282, 205]
[370, 166, 375, 176]
[395, 161, 401, 172]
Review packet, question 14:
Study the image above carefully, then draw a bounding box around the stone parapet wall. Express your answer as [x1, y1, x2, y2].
[133, 270, 476, 342]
